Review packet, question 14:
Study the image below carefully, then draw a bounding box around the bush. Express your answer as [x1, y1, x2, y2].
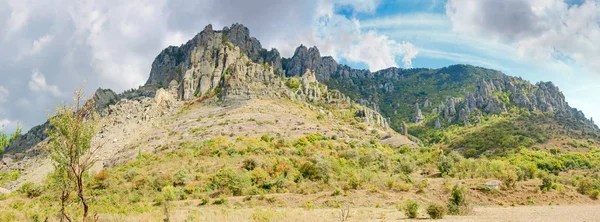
[577, 178, 594, 194]
[162, 185, 176, 201]
[540, 176, 554, 192]
[404, 199, 419, 219]
[299, 155, 331, 182]
[243, 158, 258, 171]
[173, 169, 189, 186]
[93, 169, 110, 189]
[199, 195, 210, 206]
[447, 184, 469, 215]
[18, 182, 43, 198]
[427, 203, 447, 219]
[210, 168, 251, 196]
[347, 172, 362, 190]
[213, 197, 228, 205]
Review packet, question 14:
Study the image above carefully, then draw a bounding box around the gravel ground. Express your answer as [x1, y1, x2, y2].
[441, 205, 600, 222]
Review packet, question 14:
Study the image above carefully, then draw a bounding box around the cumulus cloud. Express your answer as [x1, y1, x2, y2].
[446, 0, 546, 40]
[294, 0, 418, 71]
[0, 86, 8, 103]
[28, 71, 61, 97]
[446, 0, 600, 74]
[29, 34, 53, 56]
[401, 42, 418, 68]
[4, 0, 30, 35]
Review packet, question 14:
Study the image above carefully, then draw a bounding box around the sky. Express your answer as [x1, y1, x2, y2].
[1, 0, 600, 133]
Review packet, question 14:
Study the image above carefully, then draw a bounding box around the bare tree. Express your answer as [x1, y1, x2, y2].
[47, 87, 100, 222]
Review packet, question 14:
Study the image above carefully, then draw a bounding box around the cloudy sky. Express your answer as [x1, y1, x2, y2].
[1, 0, 599, 133]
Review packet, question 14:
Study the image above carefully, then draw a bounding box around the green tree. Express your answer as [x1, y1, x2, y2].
[0, 124, 22, 153]
[46, 87, 99, 222]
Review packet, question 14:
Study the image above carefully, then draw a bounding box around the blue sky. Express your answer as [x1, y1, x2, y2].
[1, 0, 599, 133]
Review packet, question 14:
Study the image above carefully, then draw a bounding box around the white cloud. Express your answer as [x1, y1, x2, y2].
[401, 42, 418, 68]
[30, 34, 53, 55]
[0, 119, 11, 127]
[446, 0, 600, 76]
[16, 34, 54, 60]
[4, 0, 31, 35]
[28, 70, 61, 97]
[344, 30, 401, 70]
[0, 86, 8, 103]
[290, 0, 418, 71]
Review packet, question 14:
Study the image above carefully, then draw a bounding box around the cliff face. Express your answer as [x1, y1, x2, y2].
[145, 23, 284, 88]
[139, 23, 389, 129]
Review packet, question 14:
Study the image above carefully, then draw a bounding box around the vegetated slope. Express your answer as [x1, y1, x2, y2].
[278, 44, 598, 156]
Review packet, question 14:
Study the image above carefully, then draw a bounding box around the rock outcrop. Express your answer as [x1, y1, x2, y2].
[283, 45, 338, 81]
[94, 88, 118, 111]
[413, 103, 424, 123]
[434, 118, 442, 130]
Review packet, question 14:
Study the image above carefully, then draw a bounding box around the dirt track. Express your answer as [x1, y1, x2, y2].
[441, 205, 600, 222]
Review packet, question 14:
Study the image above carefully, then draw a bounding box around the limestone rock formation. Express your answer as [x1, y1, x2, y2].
[401, 122, 408, 136]
[413, 103, 425, 123]
[94, 88, 118, 111]
[284, 45, 338, 81]
[434, 118, 442, 130]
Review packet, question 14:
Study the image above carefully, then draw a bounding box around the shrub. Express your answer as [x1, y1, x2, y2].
[394, 158, 415, 175]
[162, 185, 176, 202]
[213, 197, 228, 205]
[260, 134, 273, 143]
[18, 182, 43, 198]
[540, 176, 553, 192]
[417, 179, 429, 193]
[243, 158, 258, 171]
[93, 169, 110, 189]
[124, 169, 138, 182]
[332, 188, 342, 196]
[173, 169, 189, 186]
[299, 155, 331, 182]
[447, 184, 469, 215]
[210, 168, 251, 196]
[347, 173, 362, 190]
[199, 195, 210, 206]
[577, 178, 594, 195]
[403, 199, 419, 218]
[427, 203, 447, 219]
[285, 78, 301, 91]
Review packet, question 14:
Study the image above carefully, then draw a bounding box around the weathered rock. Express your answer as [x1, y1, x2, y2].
[413, 103, 425, 123]
[0, 187, 10, 195]
[434, 118, 442, 130]
[423, 99, 431, 108]
[94, 88, 119, 111]
[401, 122, 408, 136]
[484, 180, 502, 190]
[284, 45, 338, 81]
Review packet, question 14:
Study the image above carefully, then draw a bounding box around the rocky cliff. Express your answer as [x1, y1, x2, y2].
[141, 23, 389, 128]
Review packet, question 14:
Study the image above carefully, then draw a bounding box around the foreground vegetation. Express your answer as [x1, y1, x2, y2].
[2, 128, 600, 221]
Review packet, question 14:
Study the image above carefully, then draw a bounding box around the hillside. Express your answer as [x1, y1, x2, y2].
[2, 23, 600, 221]
[278, 46, 599, 157]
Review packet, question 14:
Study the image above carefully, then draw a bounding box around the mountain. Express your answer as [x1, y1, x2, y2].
[141, 23, 598, 157]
